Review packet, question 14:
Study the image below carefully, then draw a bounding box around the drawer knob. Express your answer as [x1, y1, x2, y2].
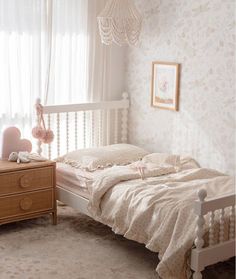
[20, 175, 31, 188]
[20, 197, 33, 211]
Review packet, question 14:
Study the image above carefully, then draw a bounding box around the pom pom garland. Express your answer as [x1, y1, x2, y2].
[32, 103, 54, 144]
[41, 129, 54, 144]
[32, 126, 46, 139]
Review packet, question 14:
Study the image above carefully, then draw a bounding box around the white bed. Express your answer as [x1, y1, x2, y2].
[35, 93, 235, 279]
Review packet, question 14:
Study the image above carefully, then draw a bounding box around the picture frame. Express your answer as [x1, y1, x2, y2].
[151, 61, 180, 111]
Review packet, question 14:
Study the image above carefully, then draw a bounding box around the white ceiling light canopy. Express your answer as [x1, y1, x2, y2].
[97, 0, 142, 46]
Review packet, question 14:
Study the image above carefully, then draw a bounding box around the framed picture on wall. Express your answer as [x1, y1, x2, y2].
[151, 61, 180, 111]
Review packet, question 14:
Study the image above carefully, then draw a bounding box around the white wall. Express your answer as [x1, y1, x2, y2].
[109, 45, 126, 100]
[124, 0, 236, 174]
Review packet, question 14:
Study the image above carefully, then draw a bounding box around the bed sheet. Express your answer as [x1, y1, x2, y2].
[56, 162, 94, 199]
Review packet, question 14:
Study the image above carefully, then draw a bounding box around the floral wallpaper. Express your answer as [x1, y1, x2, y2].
[125, 0, 236, 175]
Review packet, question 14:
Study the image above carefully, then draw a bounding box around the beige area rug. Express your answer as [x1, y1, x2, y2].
[0, 205, 235, 279]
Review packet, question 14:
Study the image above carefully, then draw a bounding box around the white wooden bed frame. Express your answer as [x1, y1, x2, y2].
[36, 93, 235, 279]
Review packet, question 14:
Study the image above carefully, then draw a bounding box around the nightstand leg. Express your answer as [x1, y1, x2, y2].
[52, 211, 57, 225]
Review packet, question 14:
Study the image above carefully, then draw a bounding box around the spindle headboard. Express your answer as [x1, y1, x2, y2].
[35, 93, 129, 159]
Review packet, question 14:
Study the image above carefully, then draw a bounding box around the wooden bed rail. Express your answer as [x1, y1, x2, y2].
[35, 93, 129, 159]
[42, 99, 129, 114]
[191, 189, 235, 279]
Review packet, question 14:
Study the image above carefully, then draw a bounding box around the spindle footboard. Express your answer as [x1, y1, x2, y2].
[191, 189, 235, 278]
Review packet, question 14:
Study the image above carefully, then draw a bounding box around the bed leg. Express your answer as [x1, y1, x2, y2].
[193, 271, 202, 279]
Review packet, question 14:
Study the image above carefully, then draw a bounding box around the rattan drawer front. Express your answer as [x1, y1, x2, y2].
[0, 189, 53, 219]
[0, 167, 53, 196]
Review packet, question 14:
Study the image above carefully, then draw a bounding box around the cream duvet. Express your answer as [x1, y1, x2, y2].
[87, 163, 234, 279]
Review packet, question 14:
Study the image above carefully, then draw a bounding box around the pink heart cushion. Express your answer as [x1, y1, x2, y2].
[1, 127, 32, 159]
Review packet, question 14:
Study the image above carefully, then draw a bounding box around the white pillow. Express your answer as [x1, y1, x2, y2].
[180, 156, 200, 170]
[142, 153, 180, 168]
[57, 144, 149, 171]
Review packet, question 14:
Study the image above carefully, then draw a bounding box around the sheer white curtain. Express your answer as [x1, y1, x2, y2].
[0, 0, 110, 140]
[46, 0, 89, 105]
[47, 0, 110, 104]
[0, 0, 49, 138]
[86, 0, 110, 102]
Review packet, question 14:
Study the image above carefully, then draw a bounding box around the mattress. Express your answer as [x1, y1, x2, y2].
[56, 155, 200, 201]
[56, 162, 93, 199]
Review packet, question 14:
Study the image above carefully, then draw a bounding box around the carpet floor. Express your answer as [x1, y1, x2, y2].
[0, 205, 234, 279]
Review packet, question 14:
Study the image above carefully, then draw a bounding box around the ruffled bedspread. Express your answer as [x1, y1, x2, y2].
[87, 164, 234, 279]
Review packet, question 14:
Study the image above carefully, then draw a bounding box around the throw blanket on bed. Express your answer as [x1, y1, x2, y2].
[87, 164, 234, 279]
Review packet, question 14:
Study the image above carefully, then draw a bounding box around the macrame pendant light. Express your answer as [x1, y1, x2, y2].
[97, 0, 142, 46]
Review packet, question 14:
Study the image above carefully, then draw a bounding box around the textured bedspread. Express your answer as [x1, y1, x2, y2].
[87, 165, 234, 279]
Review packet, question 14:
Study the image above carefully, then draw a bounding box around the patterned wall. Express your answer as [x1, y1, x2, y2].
[125, 0, 236, 174]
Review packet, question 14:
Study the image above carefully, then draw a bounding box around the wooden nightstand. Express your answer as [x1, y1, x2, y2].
[0, 160, 57, 225]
